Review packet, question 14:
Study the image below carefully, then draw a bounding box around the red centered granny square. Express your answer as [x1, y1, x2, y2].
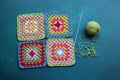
[18, 41, 46, 68]
[17, 13, 45, 41]
[46, 38, 75, 67]
[45, 12, 72, 38]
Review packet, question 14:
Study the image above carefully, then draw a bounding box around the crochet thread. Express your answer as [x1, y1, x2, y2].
[86, 21, 101, 36]
[76, 36, 98, 57]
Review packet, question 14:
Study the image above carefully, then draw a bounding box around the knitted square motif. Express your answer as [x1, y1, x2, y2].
[17, 13, 45, 41]
[46, 38, 75, 67]
[18, 41, 46, 68]
[45, 12, 72, 38]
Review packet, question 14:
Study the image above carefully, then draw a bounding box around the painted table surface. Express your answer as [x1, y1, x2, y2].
[0, 0, 120, 80]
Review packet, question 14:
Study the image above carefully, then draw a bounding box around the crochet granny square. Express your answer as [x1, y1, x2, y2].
[18, 41, 46, 68]
[46, 38, 75, 67]
[17, 13, 45, 41]
[45, 12, 72, 38]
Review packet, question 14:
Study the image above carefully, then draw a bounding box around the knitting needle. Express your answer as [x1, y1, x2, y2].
[74, 10, 83, 45]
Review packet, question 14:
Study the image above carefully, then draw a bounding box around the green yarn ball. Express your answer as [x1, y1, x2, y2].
[85, 21, 101, 36]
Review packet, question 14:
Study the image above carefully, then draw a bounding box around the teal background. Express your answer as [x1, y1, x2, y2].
[0, 0, 120, 80]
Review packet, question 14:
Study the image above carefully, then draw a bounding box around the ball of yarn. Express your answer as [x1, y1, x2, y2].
[85, 21, 101, 36]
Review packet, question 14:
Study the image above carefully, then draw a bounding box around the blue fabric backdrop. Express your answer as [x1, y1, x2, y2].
[0, 0, 120, 80]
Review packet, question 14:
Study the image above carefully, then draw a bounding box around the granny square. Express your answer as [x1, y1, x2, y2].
[17, 13, 45, 41]
[18, 41, 46, 68]
[45, 12, 72, 38]
[46, 38, 75, 67]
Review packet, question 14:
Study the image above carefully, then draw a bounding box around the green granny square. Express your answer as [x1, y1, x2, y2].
[17, 13, 45, 41]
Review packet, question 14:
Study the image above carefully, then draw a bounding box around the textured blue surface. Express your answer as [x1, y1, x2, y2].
[0, 0, 120, 80]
